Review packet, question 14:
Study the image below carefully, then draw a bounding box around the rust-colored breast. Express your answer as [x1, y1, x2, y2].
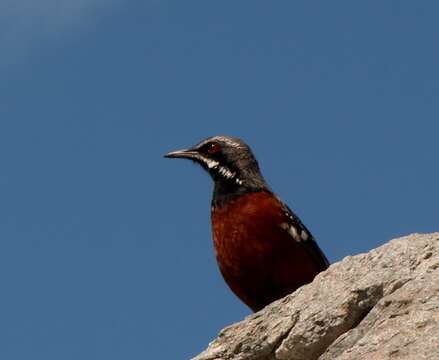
[211, 191, 326, 311]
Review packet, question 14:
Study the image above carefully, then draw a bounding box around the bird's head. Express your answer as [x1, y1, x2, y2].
[164, 136, 268, 195]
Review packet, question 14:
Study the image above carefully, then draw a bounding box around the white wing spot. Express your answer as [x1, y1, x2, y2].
[288, 226, 301, 241]
[280, 222, 301, 242]
[280, 209, 310, 242]
[301, 230, 309, 241]
[280, 222, 289, 230]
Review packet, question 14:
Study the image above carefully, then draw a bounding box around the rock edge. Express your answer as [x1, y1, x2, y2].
[193, 233, 439, 360]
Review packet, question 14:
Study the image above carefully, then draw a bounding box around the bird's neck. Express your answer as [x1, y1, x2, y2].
[212, 171, 268, 209]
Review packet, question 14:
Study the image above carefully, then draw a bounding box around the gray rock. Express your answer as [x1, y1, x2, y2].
[193, 233, 439, 360]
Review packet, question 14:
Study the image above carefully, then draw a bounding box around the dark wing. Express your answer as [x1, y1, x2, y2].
[278, 199, 330, 271]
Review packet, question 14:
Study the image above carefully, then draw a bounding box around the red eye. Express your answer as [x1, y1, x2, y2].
[207, 143, 221, 154]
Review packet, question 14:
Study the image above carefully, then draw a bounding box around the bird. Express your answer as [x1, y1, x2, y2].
[164, 135, 329, 312]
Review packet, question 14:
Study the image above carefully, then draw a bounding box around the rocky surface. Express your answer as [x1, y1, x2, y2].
[193, 233, 439, 360]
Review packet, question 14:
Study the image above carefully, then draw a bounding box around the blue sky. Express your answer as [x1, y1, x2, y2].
[1, 1, 438, 359]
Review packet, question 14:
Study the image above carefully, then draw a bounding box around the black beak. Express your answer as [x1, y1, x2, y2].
[163, 148, 200, 160]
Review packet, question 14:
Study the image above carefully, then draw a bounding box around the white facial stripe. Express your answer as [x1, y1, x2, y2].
[218, 166, 235, 179]
[204, 158, 219, 169]
[198, 156, 243, 185]
[194, 138, 244, 185]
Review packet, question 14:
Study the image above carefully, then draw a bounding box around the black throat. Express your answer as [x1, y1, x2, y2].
[211, 170, 269, 209]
